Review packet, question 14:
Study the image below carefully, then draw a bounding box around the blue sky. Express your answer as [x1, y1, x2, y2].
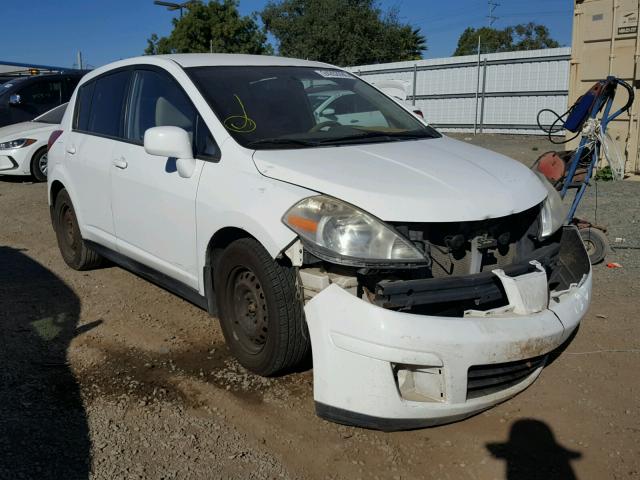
[0, 0, 573, 68]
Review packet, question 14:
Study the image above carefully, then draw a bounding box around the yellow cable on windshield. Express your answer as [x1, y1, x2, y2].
[223, 94, 257, 133]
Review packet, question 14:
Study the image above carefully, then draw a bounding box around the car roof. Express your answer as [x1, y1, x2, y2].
[83, 54, 336, 82]
[2, 73, 84, 85]
[158, 53, 333, 69]
[79, 54, 342, 89]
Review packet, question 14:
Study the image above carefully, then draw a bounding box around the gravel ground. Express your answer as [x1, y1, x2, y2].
[1, 134, 639, 479]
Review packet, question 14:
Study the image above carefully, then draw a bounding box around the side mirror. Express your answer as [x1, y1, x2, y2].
[9, 94, 21, 106]
[144, 126, 196, 178]
[321, 108, 336, 117]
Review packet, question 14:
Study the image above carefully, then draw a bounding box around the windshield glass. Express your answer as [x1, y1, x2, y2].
[187, 66, 439, 149]
[33, 102, 68, 124]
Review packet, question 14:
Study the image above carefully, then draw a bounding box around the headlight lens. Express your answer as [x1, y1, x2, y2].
[283, 195, 425, 264]
[536, 172, 567, 239]
[0, 138, 36, 150]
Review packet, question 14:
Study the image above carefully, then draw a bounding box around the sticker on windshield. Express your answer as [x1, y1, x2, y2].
[315, 70, 353, 79]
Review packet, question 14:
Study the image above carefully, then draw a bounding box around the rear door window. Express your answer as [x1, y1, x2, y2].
[63, 76, 82, 101]
[86, 70, 131, 138]
[18, 79, 63, 106]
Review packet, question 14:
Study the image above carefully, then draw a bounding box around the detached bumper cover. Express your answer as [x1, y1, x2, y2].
[304, 226, 591, 430]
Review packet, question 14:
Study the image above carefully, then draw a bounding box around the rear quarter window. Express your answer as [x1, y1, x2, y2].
[73, 81, 95, 131]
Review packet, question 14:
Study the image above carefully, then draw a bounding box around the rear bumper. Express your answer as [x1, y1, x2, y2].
[305, 226, 591, 431]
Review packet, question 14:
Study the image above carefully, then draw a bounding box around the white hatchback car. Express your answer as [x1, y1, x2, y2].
[48, 54, 591, 430]
[0, 103, 67, 182]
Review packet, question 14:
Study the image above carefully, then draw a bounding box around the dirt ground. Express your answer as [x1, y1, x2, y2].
[1, 134, 638, 480]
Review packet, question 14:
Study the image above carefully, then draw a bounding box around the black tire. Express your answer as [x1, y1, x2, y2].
[579, 227, 608, 265]
[215, 238, 310, 376]
[30, 147, 48, 182]
[53, 189, 103, 270]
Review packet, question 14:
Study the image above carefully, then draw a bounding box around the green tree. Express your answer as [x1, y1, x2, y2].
[145, 0, 271, 55]
[261, 0, 426, 66]
[453, 22, 560, 56]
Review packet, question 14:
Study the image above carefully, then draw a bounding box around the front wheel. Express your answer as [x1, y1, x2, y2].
[215, 238, 310, 376]
[30, 148, 48, 182]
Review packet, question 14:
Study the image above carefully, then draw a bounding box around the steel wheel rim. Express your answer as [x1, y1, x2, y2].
[583, 238, 596, 255]
[61, 205, 78, 254]
[230, 267, 268, 354]
[581, 230, 598, 256]
[38, 152, 48, 176]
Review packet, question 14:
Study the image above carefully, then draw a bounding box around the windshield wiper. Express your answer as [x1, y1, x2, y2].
[316, 129, 434, 145]
[245, 138, 319, 149]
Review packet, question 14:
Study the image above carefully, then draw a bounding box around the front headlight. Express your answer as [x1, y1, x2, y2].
[536, 172, 567, 239]
[0, 138, 37, 150]
[283, 195, 425, 265]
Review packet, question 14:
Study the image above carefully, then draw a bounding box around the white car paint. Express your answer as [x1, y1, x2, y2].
[371, 79, 410, 103]
[47, 53, 591, 429]
[307, 268, 591, 426]
[0, 104, 66, 178]
[310, 90, 388, 127]
[253, 135, 547, 222]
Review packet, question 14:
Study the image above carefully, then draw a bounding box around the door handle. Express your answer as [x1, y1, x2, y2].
[66, 146, 76, 155]
[112, 158, 128, 169]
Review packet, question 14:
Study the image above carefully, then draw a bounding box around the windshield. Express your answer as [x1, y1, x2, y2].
[33, 102, 68, 124]
[187, 66, 439, 149]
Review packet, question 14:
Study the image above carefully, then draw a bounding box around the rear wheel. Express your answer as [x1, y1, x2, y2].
[30, 148, 48, 182]
[215, 238, 310, 376]
[53, 189, 103, 270]
[579, 227, 608, 265]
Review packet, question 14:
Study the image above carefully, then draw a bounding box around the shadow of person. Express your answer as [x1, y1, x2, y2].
[487, 419, 582, 480]
[0, 247, 97, 479]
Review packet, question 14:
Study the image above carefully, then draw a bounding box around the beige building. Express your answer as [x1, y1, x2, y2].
[570, 0, 640, 175]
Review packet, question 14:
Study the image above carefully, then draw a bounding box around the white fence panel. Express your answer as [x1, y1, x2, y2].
[347, 47, 571, 135]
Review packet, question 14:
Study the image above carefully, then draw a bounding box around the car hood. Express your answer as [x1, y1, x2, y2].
[0, 121, 57, 141]
[252, 135, 547, 222]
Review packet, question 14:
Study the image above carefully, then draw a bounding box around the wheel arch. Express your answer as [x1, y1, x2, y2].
[31, 144, 47, 162]
[202, 226, 258, 316]
[205, 226, 257, 267]
[49, 180, 66, 206]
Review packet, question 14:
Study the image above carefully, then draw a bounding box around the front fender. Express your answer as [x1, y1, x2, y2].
[195, 161, 314, 295]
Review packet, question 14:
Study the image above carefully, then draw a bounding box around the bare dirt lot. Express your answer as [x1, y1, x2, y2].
[1, 134, 638, 480]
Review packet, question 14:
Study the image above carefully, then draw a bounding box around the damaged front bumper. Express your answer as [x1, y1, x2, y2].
[304, 226, 591, 431]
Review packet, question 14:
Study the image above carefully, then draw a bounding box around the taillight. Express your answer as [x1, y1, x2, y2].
[47, 130, 63, 151]
[413, 109, 424, 119]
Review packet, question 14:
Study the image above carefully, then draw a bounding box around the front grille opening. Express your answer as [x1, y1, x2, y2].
[390, 206, 540, 279]
[466, 355, 546, 400]
[406, 294, 509, 317]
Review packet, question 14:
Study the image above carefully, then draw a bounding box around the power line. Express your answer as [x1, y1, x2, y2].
[487, 1, 500, 26]
[500, 10, 573, 17]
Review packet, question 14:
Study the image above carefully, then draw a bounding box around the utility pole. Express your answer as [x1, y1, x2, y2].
[474, 35, 481, 135]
